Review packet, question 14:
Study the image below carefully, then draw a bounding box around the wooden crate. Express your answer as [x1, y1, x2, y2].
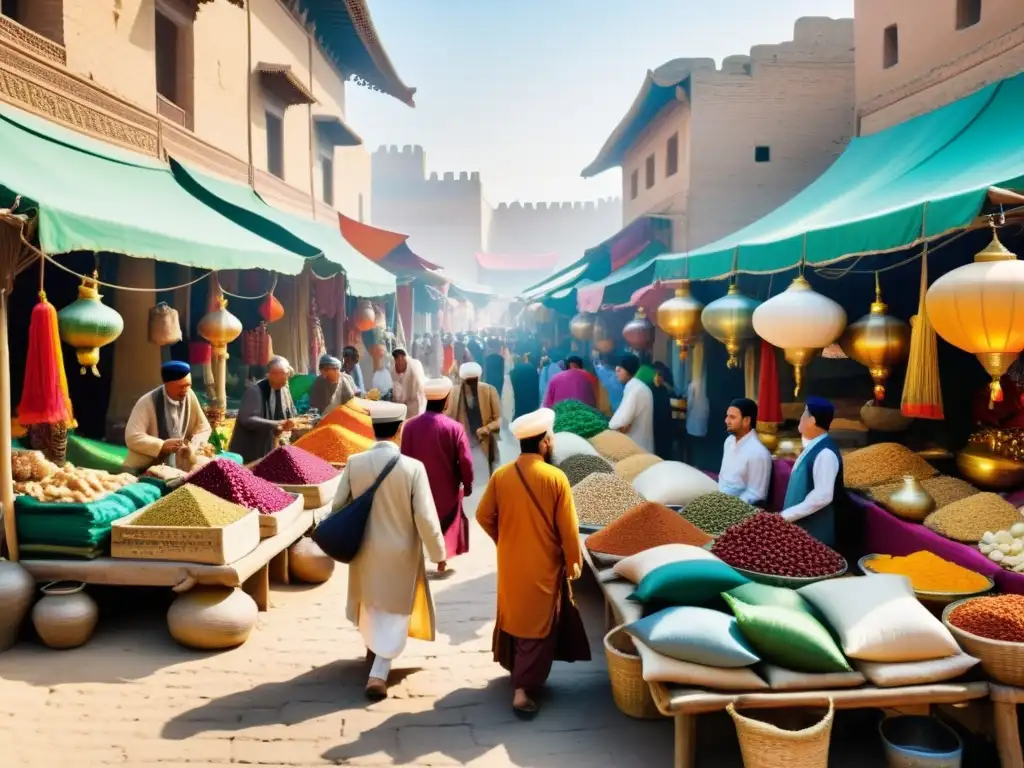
[274, 474, 342, 510]
[111, 508, 260, 565]
[258, 493, 304, 538]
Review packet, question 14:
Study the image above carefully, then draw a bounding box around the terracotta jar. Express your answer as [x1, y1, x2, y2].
[0, 561, 34, 652]
[31, 582, 98, 650]
[167, 587, 258, 650]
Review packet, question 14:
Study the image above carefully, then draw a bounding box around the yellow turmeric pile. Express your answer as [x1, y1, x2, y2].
[867, 550, 990, 593]
[317, 404, 374, 440]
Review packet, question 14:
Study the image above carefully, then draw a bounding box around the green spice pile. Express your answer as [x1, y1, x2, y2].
[132, 485, 250, 528]
[552, 399, 609, 440]
[572, 472, 646, 526]
[681, 492, 759, 537]
[924, 493, 1023, 543]
[558, 454, 614, 487]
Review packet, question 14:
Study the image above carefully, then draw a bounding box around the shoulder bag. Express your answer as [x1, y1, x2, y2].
[313, 454, 401, 564]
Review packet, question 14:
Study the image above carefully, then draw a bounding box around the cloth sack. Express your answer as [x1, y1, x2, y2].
[632, 461, 718, 507]
[629, 560, 748, 607]
[725, 582, 823, 621]
[613, 543, 719, 584]
[760, 664, 866, 691]
[634, 639, 768, 690]
[313, 455, 400, 564]
[854, 654, 980, 687]
[551, 431, 600, 466]
[798, 574, 961, 662]
[625, 606, 760, 668]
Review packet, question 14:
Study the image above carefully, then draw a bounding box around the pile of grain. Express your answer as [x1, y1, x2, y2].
[868, 475, 979, 510]
[588, 430, 647, 462]
[316, 404, 374, 440]
[614, 454, 664, 483]
[924, 493, 1024, 543]
[842, 443, 938, 489]
[187, 458, 294, 514]
[558, 454, 614, 487]
[572, 472, 646, 527]
[587, 502, 711, 556]
[294, 424, 373, 465]
[681, 492, 759, 537]
[132, 485, 249, 527]
[254, 446, 340, 485]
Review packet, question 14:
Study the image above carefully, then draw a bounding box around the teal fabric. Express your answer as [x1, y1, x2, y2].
[723, 594, 851, 673]
[629, 560, 749, 606]
[115, 481, 161, 510]
[16, 492, 135, 547]
[65, 433, 129, 474]
[625, 606, 760, 668]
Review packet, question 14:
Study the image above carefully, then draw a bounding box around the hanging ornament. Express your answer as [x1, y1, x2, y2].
[622, 307, 656, 352]
[570, 312, 596, 341]
[258, 292, 284, 324]
[927, 222, 1024, 408]
[752, 275, 847, 397]
[839, 273, 910, 402]
[57, 276, 124, 377]
[701, 283, 760, 368]
[197, 296, 242, 359]
[19, 293, 75, 427]
[593, 314, 616, 354]
[148, 302, 182, 346]
[353, 299, 375, 332]
[656, 282, 704, 361]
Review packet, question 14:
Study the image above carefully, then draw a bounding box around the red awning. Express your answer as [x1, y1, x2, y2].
[338, 212, 409, 261]
[475, 252, 559, 271]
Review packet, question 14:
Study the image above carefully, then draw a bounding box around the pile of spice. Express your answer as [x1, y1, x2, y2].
[294, 424, 373, 466]
[254, 445, 340, 485]
[924, 493, 1023, 543]
[132, 485, 249, 527]
[588, 430, 646, 462]
[712, 512, 845, 578]
[867, 475, 979, 510]
[680, 492, 758, 537]
[186, 458, 293, 514]
[558, 454, 614, 487]
[572, 472, 646, 527]
[842, 443, 938, 489]
[865, 551, 990, 593]
[947, 595, 1024, 642]
[552, 400, 609, 439]
[614, 453, 663, 483]
[586, 502, 712, 557]
[317, 404, 374, 440]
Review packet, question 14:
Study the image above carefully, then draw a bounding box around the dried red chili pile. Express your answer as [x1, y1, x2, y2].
[948, 595, 1024, 642]
[186, 458, 294, 515]
[253, 446, 340, 485]
[711, 512, 845, 577]
[586, 502, 712, 557]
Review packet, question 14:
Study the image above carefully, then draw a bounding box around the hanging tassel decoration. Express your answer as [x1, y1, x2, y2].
[19, 292, 76, 428]
[901, 247, 944, 419]
[756, 338, 783, 425]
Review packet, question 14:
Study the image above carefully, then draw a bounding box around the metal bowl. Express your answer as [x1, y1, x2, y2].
[578, 523, 605, 535]
[732, 560, 848, 589]
[858, 554, 994, 606]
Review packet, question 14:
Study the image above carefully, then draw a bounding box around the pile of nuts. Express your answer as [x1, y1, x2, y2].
[12, 450, 136, 504]
[978, 524, 1024, 571]
[712, 512, 846, 578]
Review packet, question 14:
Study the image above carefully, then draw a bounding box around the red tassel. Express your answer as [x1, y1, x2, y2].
[19, 294, 75, 426]
[756, 338, 783, 424]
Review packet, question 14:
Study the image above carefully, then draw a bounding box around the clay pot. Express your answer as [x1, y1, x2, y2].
[881, 475, 935, 522]
[289, 537, 335, 584]
[167, 587, 258, 650]
[32, 582, 98, 650]
[0, 561, 34, 652]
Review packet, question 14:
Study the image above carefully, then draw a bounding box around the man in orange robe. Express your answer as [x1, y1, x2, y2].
[476, 407, 590, 718]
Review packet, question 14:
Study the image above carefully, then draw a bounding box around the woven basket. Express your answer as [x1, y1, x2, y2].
[943, 599, 1024, 686]
[603, 625, 661, 720]
[728, 699, 834, 768]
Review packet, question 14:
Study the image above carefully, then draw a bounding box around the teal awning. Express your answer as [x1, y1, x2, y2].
[0, 103, 307, 273]
[653, 71, 1024, 283]
[171, 160, 396, 297]
[520, 261, 589, 301]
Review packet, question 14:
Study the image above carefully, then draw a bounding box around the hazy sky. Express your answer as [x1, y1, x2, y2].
[347, 0, 854, 206]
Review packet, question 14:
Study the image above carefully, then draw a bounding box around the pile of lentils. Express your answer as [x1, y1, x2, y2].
[587, 501, 712, 557]
[948, 594, 1024, 642]
[680, 492, 758, 537]
[558, 454, 614, 487]
[924, 492, 1024, 543]
[712, 512, 846, 577]
[294, 424, 374, 465]
[589, 430, 647, 462]
[572, 472, 646, 527]
[868, 475, 979, 510]
[614, 453, 664, 484]
[132, 485, 249, 527]
[842, 442, 938, 489]
[254, 446, 340, 485]
[187, 458, 294, 514]
[552, 399, 609, 439]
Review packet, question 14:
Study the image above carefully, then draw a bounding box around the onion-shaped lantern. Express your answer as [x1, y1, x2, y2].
[623, 308, 656, 352]
[593, 315, 616, 354]
[752, 275, 847, 397]
[701, 284, 760, 368]
[570, 312, 595, 341]
[927, 224, 1024, 407]
[656, 282, 704, 361]
[57, 278, 124, 377]
[353, 300, 375, 332]
[198, 296, 242, 359]
[839, 274, 910, 402]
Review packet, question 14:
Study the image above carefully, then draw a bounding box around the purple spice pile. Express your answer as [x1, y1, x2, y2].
[186, 458, 294, 514]
[253, 445, 340, 485]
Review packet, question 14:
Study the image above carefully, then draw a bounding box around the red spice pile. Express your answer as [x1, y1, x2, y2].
[253, 446, 340, 485]
[586, 502, 712, 557]
[187, 458, 293, 515]
[711, 512, 845, 577]
[948, 595, 1024, 642]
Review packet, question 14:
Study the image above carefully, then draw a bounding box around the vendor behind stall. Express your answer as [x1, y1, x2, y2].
[308, 355, 342, 414]
[228, 356, 298, 464]
[123, 361, 211, 471]
[719, 398, 772, 505]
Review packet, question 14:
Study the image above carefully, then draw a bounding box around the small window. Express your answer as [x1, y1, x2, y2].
[883, 24, 899, 68]
[956, 0, 981, 29]
[265, 109, 284, 179]
[630, 170, 639, 200]
[645, 154, 655, 189]
[319, 151, 334, 206]
[754, 146, 770, 163]
[666, 133, 679, 177]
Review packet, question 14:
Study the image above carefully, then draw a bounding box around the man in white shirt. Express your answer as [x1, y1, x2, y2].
[608, 354, 654, 454]
[718, 398, 772, 505]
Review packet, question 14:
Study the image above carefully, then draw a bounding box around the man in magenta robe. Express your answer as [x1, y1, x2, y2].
[542, 356, 597, 409]
[401, 376, 474, 577]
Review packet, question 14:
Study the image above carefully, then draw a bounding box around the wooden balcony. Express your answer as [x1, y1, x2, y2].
[156, 94, 193, 132]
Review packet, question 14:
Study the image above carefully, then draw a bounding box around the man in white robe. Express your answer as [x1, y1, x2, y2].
[391, 347, 426, 419]
[718, 398, 773, 505]
[608, 354, 655, 453]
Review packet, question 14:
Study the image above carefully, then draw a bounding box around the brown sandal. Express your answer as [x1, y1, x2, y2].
[365, 677, 388, 701]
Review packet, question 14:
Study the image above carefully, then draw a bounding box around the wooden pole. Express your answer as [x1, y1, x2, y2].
[0, 282, 16, 561]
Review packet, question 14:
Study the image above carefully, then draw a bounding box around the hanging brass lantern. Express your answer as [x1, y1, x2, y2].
[927, 223, 1024, 407]
[623, 307, 656, 351]
[198, 296, 243, 358]
[57, 277, 124, 376]
[839, 274, 910, 402]
[570, 312, 595, 341]
[656, 282, 704, 361]
[752, 275, 847, 397]
[593, 315, 616, 354]
[701, 284, 760, 368]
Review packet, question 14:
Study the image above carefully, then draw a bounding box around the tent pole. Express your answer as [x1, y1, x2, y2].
[0, 269, 17, 561]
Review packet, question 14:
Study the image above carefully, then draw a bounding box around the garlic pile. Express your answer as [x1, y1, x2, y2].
[979, 523, 1024, 571]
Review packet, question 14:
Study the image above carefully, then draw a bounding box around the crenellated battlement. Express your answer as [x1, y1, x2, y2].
[494, 196, 620, 213]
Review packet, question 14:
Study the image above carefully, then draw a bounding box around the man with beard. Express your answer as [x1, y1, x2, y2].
[228, 356, 298, 464]
[718, 398, 772, 505]
[446, 361, 502, 479]
[401, 377, 473, 576]
[476, 407, 588, 718]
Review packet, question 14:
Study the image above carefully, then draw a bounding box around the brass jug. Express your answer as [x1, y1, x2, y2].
[882, 475, 935, 522]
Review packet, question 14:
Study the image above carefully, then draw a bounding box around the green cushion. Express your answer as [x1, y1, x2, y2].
[726, 583, 823, 620]
[625, 606, 759, 668]
[629, 560, 749, 607]
[723, 593, 851, 674]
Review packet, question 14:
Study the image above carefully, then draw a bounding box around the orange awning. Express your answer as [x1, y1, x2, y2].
[338, 212, 408, 261]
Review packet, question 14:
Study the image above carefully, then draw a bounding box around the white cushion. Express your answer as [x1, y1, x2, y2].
[634, 640, 768, 690]
[632, 461, 718, 507]
[761, 664, 866, 691]
[551, 432, 600, 465]
[855, 654, 980, 687]
[613, 544, 719, 584]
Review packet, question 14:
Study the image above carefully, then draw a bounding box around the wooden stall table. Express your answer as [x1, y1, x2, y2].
[19, 508, 320, 612]
[580, 533, 643, 629]
[990, 685, 1024, 768]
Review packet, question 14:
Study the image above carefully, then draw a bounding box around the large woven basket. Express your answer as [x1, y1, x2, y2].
[942, 598, 1024, 686]
[728, 699, 834, 768]
[603, 625, 661, 720]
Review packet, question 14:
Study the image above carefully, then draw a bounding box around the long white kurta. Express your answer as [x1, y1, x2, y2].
[608, 377, 655, 453]
[718, 431, 773, 504]
[392, 358, 427, 419]
[123, 387, 211, 471]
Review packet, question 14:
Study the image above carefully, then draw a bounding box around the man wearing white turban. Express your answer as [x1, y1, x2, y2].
[446, 361, 502, 479]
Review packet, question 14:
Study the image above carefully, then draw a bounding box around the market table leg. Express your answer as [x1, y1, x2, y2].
[605, 598, 613, 631]
[269, 549, 290, 586]
[242, 565, 270, 611]
[993, 701, 1023, 768]
[673, 714, 696, 768]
